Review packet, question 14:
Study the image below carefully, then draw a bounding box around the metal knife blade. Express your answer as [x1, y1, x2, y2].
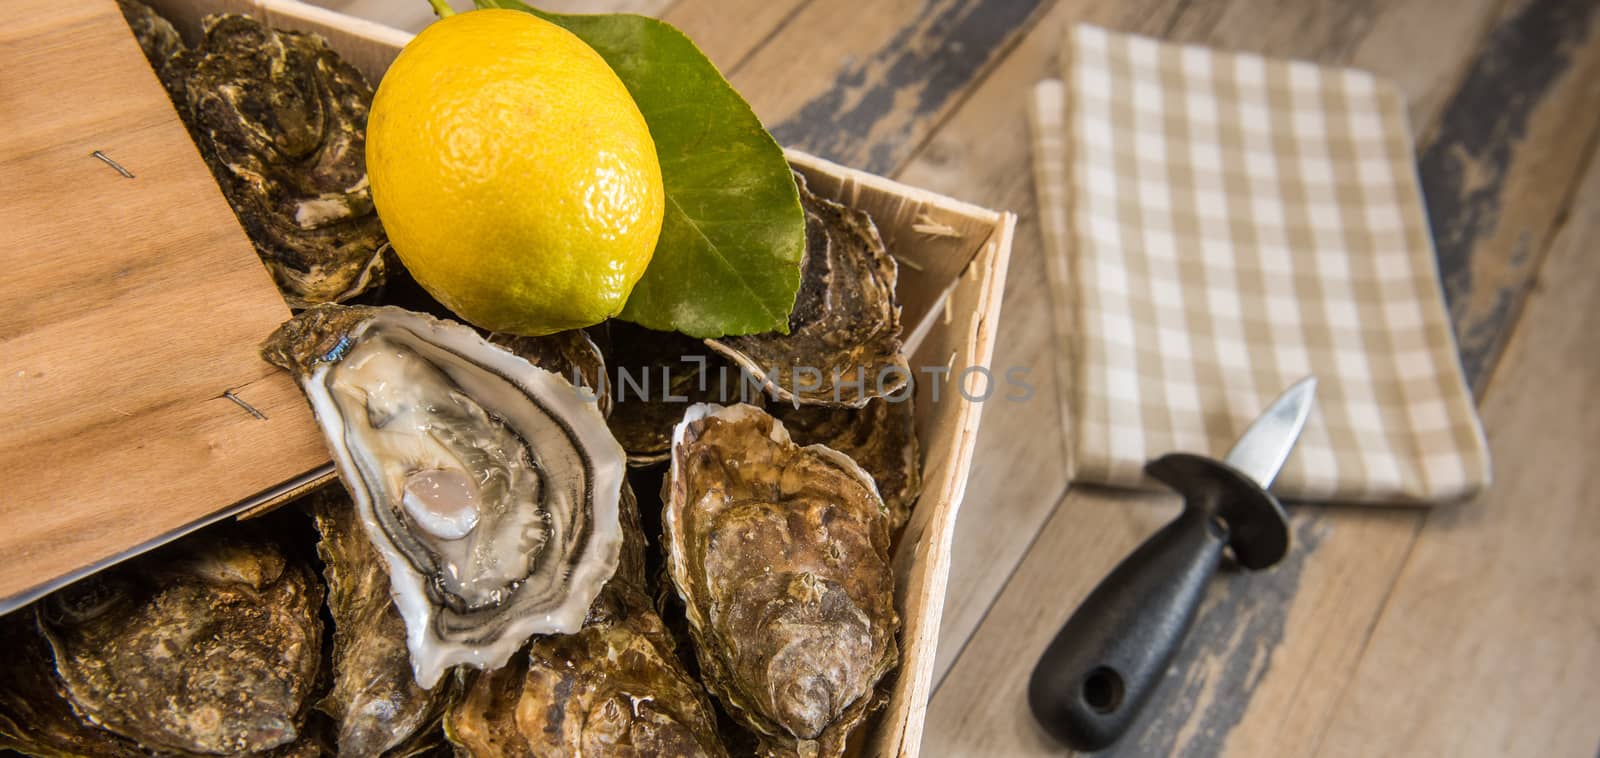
[1223, 376, 1318, 489]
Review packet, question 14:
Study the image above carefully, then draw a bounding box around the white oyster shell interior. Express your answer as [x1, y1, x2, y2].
[304, 310, 624, 688]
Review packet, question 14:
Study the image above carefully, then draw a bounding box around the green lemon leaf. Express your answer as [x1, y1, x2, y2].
[472, 1, 804, 338]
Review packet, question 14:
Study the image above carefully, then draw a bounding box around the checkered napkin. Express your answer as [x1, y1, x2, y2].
[1028, 25, 1491, 504]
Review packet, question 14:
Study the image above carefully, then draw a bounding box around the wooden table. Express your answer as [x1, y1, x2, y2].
[326, 1, 1600, 754]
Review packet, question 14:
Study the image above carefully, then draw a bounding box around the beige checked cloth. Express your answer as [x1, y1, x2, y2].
[1029, 25, 1491, 504]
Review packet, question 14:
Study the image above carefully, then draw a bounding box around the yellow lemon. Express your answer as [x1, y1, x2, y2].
[367, 9, 664, 335]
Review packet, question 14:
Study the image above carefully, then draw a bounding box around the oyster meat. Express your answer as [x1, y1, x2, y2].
[34, 529, 323, 756]
[664, 404, 899, 757]
[310, 488, 444, 757]
[705, 174, 907, 408]
[263, 304, 626, 688]
[446, 584, 727, 758]
[774, 396, 923, 531]
[181, 14, 387, 307]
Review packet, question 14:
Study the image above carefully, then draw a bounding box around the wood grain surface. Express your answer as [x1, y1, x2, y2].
[1317, 141, 1600, 758]
[250, 0, 1600, 754]
[0, 0, 327, 610]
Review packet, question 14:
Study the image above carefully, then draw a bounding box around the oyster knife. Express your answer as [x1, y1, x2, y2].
[1027, 377, 1316, 751]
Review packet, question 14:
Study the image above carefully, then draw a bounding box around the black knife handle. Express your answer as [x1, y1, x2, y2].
[1027, 504, 1224, 751]
[1027, 454, 1290, 752]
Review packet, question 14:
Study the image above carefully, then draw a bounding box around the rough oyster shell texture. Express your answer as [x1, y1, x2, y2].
[491, 328, 612, 419]
[117, 0, 187, 102]
[774, 396, 923, 531]
[602, 321, 762, 466]
[310, 488, 444, 757]
[664, 404, 899, 757]
[28, 530, 322, 756]
[445, 584, 727, 757]
[0, 612, 144, 757]
[705, 174, 907, 408]
[180, 13, 387, 307]
[263, 304, 626, 688]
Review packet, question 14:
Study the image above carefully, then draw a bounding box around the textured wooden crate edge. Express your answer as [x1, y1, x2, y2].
[144, 2, 1019, 755]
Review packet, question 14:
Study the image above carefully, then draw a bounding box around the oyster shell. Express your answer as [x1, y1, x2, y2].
[705, 174, 907, 408]
[663, 404, 899, 757]
[602, 321, 760, 466]
[0, 612, 144, 757]
[445, 584, 727, 757]
[35, 529, 323, 756]
[310, 488, 445, 757]
[262, 304, 626, 688]
[615, 479, 651, 592]
[183, 14, 386, 307]
[773, 396, 922, 531]
[117, 1, 187, 102]
[491, 328, 612, 419]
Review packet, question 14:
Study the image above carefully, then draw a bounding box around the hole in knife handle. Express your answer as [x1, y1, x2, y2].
[1082, 667, 1124, 714]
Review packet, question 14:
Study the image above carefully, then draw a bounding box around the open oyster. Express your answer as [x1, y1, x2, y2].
[774, 396, 922, 531]
[263, 304, 626, 688]
[664, 404, 899, 757]
[705, 174, 907, 408]
[491, 328, 612, 419]
[181, 14, 386, 307]
[446, 583, 727, 757]
[33, 529, 323, 756]
[310, 488, 444, 757]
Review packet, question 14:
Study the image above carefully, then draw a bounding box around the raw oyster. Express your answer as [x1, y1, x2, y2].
[705, 174, 907, 408]
[664, 404, 899, 757]
[35, 529, 323, 756]
[117, 0, 187, 101]
[491, 328, 612, 419]
[445, 584, 727, 757]
[262, 304, 626, 688]
[0, 612, 144, 757]
[183, 14, 386, 307]
[774, 396, 922, 531]
[310, 488, 445, 757]
[601, 321, 760, 466]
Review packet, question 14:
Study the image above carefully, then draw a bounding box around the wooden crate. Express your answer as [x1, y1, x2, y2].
[140, 1, 1017, 754]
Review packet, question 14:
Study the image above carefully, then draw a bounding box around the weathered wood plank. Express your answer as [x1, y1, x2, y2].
[1083, 7, 1564, 752]
[910, 0, 1600, 753]
[1313, 140, 1600, 758]
[1419, 0, 1600, 389]
[723, 0, 1049, 174]
[909, 0, 1502, 706]
[661, 0, 809, 74]
[894, 0, 1197, 684]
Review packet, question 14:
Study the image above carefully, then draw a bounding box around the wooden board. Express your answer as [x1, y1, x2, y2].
[0, 0, 327, 612]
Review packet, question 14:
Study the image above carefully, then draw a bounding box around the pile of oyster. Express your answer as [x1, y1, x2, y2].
[120, 0, 388, 308]
[0, 6, 929, 757]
